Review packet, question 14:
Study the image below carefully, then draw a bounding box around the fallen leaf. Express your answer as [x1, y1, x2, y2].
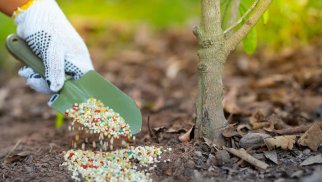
[166, 58, 182, 79]
[4, 151, 31, 164]
[153, 127, 166, 133]
[298, 123, 322, 151]
[236, 124, 251, 136]
[249, 110, 271, 130]
[178, 126, 194, 143]
[223, 86, 242, 114]
[263, 151, 278, 164]
[300, 96, 322, 114]
[264, 135, 296, 150]
[300, 155, 322, 166]
[239, 133, 271, 148]
[165, 127, 186, 133]
[264, 114, 286, 132]
[256, 74, 289, 88]
[222, 124, 239, 138]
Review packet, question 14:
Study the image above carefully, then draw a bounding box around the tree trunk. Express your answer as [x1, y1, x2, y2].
[194, 0, 228, 145]
[194, 36, 229, 145]
[194, 0, 272, 145]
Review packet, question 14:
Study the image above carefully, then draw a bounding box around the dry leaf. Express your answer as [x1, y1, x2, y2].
[4, 151, 30, 164]
[236, 124, 251, 136]
[264, 151, 278, 164]
[300, 155, 322, 166]
[298, 123, 322, 151]
[264, 135, 296, 150]
[256, 74, 287, 88]
[223, 86, 241, 114]
[178, 127, 193, 143]
[249, 110, 271, 130]
[222, 124, 239, 138]
[153, 127, 165, 132]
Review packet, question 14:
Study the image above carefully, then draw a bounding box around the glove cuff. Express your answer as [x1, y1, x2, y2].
[12, 0, 38, 19]
[14, 0, 61, 26]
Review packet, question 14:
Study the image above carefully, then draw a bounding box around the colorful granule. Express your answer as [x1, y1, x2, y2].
[63, 146, 163, 182]
[63, 98, 165, 182]
[65, 98, 132, 140]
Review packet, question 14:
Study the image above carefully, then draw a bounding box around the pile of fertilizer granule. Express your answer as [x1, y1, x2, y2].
[62, 98, 167, 182]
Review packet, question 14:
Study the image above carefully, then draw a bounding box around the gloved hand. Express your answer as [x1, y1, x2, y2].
[14, 0, 94, 93]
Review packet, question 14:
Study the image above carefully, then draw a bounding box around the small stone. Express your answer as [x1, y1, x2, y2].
[303, 149, 311, 155]
[187, 160, 195, 168]
[215, 150, 230, 166]
[239, 133, 271, 148]
[206, 154, 216, 166]
[290, 170, 303, 178]
[301, 167, 322, 182]
[194, 151, 203, 157]
[208, 166, 215, 172]
[252, 153, 265, 160]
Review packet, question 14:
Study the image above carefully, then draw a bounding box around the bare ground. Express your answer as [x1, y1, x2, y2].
[0, 26, 321, 182]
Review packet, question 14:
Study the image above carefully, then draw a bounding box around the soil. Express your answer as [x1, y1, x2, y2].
[0, 26, 321, 182]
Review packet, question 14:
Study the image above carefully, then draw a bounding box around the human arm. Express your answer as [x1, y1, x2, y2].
[1, 0, 94, 97]
[0, 0, 29, 16]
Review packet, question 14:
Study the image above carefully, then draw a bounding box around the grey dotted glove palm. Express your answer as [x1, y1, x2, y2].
[15, 0, 94, 93]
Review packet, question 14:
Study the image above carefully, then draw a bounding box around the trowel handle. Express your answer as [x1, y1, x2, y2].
[6, 34, 46, 77]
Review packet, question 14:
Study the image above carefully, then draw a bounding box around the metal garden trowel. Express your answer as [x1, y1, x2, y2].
[6, 34, 142, 134]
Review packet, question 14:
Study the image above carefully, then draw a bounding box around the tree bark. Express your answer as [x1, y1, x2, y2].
[195, 48, 228, 145]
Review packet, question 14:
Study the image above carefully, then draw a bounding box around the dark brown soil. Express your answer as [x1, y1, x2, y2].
[0, 26, 321, 182]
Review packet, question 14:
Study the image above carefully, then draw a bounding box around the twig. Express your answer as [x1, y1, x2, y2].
[224, 0, 258, 35]
[5, 139, 21, 158]
[226, 0, 272, 51]
[224, 147, 269, 170]
[147, 116, 155, 138]
[274, 125, 312, 135]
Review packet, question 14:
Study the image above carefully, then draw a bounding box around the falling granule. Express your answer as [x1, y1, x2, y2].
[63, 146, 163, 182]
[65, 98, 132, 139]
[63, 98, 164, 182]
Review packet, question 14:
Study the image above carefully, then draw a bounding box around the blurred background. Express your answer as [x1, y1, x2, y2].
[0, 0, 321, 80]
[0, 1, 322, 180]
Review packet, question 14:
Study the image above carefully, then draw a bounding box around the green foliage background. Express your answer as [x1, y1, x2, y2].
[0, 0, 321, 71]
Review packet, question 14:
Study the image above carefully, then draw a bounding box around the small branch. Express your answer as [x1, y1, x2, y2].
[224, 0, 258, 35]
[226, 0, 272, 51]
[224, 147, 269, 170]
[5, 139, 21, 159]
[193, 26, 202, 39]
[273, 125, 312, 135]
[228, 0, 241, 27]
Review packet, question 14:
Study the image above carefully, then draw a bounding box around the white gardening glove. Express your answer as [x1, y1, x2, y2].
[14, 0, 94, 93]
